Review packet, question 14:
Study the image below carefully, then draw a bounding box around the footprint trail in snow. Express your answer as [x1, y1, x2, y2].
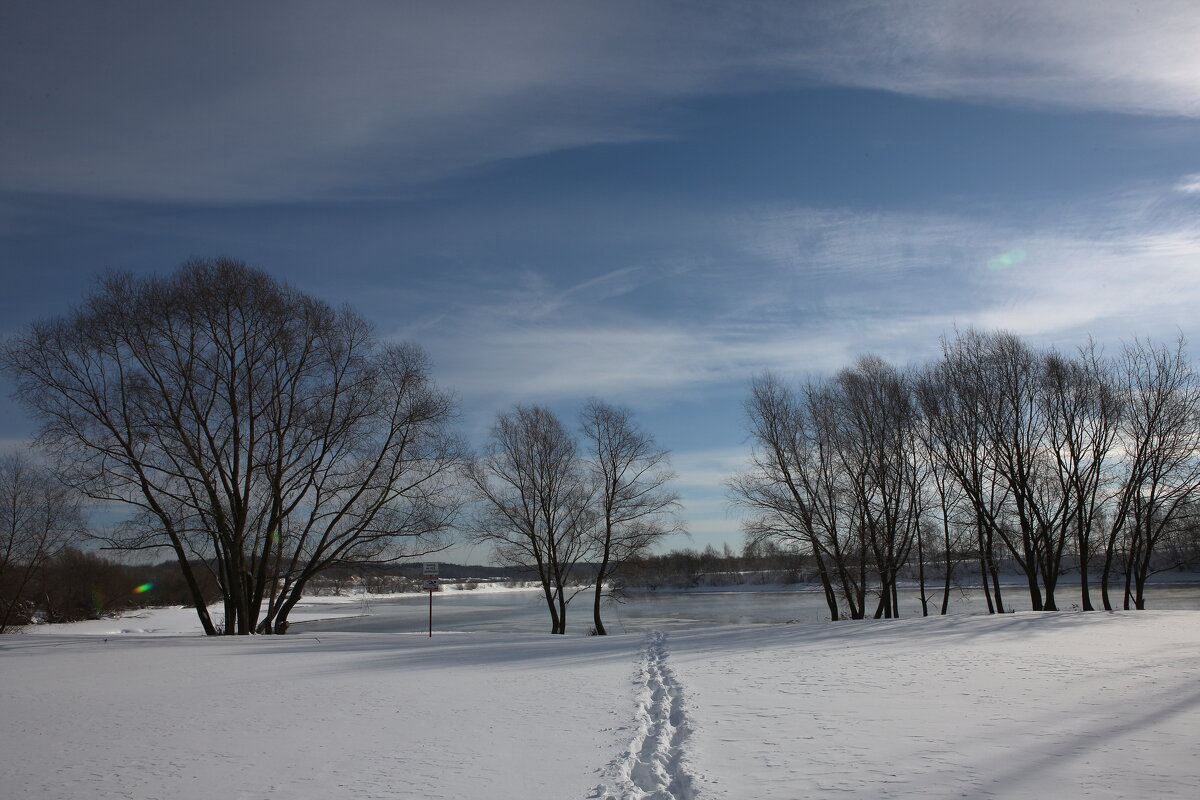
[593, 632, 695, 800]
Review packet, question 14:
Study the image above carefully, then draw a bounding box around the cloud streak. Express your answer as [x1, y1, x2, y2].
[412, 186, 1200, 418]
[4, 2, 1199, 203]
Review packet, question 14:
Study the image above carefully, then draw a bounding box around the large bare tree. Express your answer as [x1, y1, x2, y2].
[579, 400, 680, 635]
[0, 451, 85, 631]
[1, 259, 462, 634]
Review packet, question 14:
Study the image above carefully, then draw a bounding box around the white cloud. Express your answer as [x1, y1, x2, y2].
[969, 226, 1200, 341]
[670, 447, 754, 492]
[1176, 174, 1200, 194]
[791, 1, 1200, 118]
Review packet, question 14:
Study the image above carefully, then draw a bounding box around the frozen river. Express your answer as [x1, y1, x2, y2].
[291, 581, 1200, 636]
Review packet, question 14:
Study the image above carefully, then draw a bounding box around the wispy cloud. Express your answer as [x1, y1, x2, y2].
[788, 1, 1200, 118]
[1176, 174, 1200, 194]
[4, 2, 1199, 203]
[671, 447, 754, 492]
[411, 184, 1200, 424]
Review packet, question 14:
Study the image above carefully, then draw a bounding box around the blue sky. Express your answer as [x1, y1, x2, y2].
[3, 1, 1200, 562]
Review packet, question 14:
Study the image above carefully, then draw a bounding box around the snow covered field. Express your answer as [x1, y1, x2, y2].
[3, 610, 1198, 799]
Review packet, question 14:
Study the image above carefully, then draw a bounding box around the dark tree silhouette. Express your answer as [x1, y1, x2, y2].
[1, 259, 462, 634]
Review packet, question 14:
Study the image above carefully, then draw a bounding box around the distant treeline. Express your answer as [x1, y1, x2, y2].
[0, 549, 221, 630]
[1, 556, 547, 629]
[618, 540, 1200, 602]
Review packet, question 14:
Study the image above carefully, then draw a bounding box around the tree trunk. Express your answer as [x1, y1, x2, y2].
[917, 525, 929, 617]
[592, 566, 607, 636]
[541, 580, 561, 634]
[940, 518, 953, 615]
[554, 586, 567, 634]
[978, 534, 995, 615]
[813, 550, 840, 621]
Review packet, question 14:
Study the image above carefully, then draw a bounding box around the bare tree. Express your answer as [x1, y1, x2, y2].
[1040, 343, 1120, 611]
[579, 400, 681, 635]
[465, 405, 593, 634]
[734, 330, 1200, 618]
[916, 344, 1010, 613]
[929, 330, 1083, 611]
[1100, 337, 1200, 609]
[830, 356, 924, 619]
[730, 373, 857, 620]
[734, 360, 935, 621]
[0, 451, 86, 632]
[1, 259, 462, 634]
[911, 370, 975, 615]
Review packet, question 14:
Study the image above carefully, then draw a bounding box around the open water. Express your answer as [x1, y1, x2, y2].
[291, 581, 1200, 637]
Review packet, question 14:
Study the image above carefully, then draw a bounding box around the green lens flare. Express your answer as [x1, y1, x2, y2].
[988, 248, 1027, 271]
[133, 583, 154, 594]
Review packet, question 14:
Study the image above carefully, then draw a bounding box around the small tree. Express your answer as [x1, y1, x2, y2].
[0, 451, 85, 631]
[580, 400, 680, 635]
[465, 405, 593, 634]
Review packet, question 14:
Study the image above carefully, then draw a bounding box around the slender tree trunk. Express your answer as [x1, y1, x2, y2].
[541, 580, 560, 634]
[812, 549, 840, 621]
[1100, 521, 1122, 611]
[986, 532, 1006, 614]
[592, 565, 607, 636]
[917, 526, 929, 617]
[1041, 552, 1059, 612]
[979, 547, 995, 614]
[940, 514, 953, 615]
[1133, 534, 1154, 610]
[1077, 517, 1095, 611]
[1021, 535, 1044, 610]
[555, 584, 567, 634]
[165, 529, 216, 636]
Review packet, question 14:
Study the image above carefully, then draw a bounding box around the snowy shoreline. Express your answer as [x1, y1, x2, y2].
[17, 572, 1200, 637]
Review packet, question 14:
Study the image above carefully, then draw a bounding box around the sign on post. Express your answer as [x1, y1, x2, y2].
[421, 563, 439, 637]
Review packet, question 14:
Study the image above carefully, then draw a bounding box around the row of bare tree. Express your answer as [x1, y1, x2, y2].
[731, 330, 1200, 620]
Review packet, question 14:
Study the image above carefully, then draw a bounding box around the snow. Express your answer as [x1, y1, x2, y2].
[3, 610, 1198, 799]
[22, 584, 544, 636]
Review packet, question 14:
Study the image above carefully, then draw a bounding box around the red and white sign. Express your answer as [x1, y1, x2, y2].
[421, 578, 440, 592]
